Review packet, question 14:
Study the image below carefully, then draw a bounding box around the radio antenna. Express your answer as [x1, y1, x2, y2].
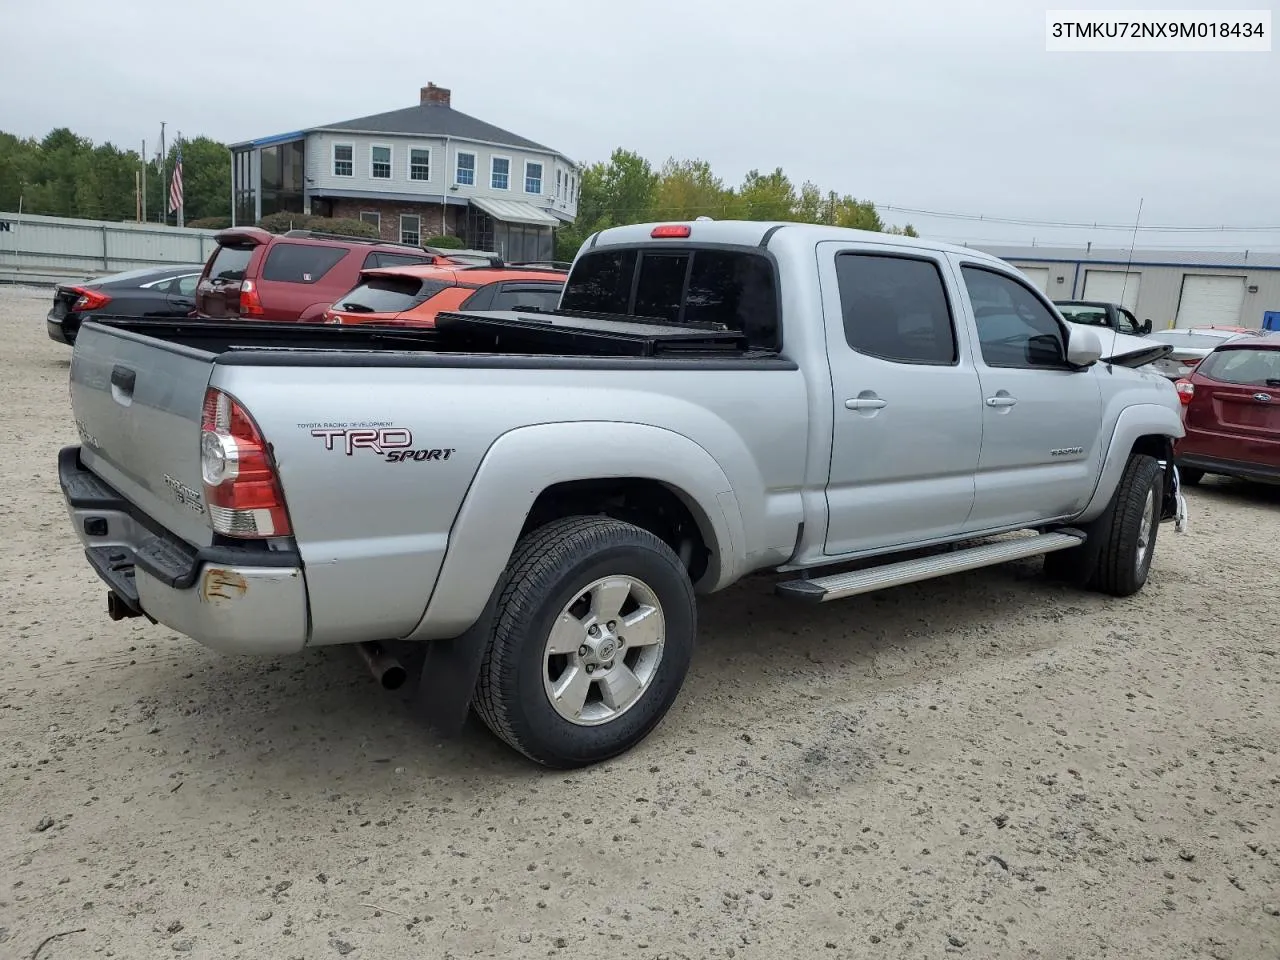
[1113, 198, 1143, 362]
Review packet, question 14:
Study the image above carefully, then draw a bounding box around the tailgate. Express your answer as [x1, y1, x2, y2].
[69, 323, 216, 546]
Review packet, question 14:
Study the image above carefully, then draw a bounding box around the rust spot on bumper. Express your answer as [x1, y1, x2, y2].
[201, 568, 248, 603]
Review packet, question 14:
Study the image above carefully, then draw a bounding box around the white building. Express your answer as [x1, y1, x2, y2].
[978, 243, 1280, 331]
[229, 83, 579, 261]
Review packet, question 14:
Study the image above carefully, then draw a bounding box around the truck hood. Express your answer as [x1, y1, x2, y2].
[1065, 322, 1173, 368]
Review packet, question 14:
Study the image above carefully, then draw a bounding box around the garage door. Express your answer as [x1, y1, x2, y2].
[1016, 266, 1050, 293]
[1082, 270, 1141, 313]
[1174, 275, 1247, 328]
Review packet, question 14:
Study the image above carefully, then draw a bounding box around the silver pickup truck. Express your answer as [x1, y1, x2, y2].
[60, 220, 1188, 767]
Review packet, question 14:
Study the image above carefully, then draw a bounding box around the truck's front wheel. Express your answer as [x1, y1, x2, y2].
[473, 516, 696, 767]
[1045, 453, 1163, 597]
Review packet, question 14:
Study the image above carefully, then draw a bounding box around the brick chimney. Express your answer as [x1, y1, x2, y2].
[420, 83, 451, 107]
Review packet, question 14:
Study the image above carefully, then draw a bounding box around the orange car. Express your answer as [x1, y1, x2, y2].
[324, 262, 567, 327]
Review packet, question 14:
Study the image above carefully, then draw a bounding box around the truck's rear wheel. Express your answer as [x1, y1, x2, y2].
[473, 516, 696, 767]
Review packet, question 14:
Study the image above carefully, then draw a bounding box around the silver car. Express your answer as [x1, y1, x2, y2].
[1143, 328, 1257, 380]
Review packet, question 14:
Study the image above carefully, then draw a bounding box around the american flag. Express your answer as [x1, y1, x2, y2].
[168, 142, 183, 215]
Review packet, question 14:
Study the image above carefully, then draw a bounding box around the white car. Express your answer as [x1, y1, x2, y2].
[1143, 328, 1258, 380]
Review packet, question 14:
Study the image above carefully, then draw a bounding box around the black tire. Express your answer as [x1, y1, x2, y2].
[1178, 467, 1204, 487]
[472, 516, 696, 768]
[1088, 454, 1164, 597]
[1045, 454, 1163, 596]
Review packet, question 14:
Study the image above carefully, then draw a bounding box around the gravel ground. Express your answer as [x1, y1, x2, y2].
[1, 284, 1278, 960]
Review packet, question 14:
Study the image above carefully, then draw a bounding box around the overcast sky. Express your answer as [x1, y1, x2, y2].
[4, 0, 1277, 249]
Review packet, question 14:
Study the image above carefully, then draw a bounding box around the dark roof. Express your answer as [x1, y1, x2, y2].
[315, 102, 560, 155]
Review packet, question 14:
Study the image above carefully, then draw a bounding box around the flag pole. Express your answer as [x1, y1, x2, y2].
[175, 132, 185, 228]
[140, 139, 147, 223]
[158, 122, 167, 224]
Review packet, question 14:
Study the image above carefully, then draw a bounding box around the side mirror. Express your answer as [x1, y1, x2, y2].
[1141, 319, 1153, 334]
[1066, 325, 1103, 368]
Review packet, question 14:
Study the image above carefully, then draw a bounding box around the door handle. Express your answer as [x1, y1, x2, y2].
[845, 397, 887, 410]
[110, 365, 136, 392]
[985, 396, 1017, 408]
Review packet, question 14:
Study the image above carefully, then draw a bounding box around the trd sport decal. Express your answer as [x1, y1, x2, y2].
[310, 427, 455, 464]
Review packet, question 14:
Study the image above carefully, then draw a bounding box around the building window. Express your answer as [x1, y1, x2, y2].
[525, 162, 543, 195]
[333, 143, 353, 178]
[570, 175, 576, 202]
[400, 214, 421, 246]
[370, 145, 392, 179]
[409, 147, 431, 182]
[456, 151, 476, 186]
[556, 170, 562, 198]
[360, 211, 381, 229]
[491, 156, 510, 191]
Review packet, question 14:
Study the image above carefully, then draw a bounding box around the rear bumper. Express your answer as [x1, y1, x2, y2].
[1176, 451, 1280, 484]
[59, 446, 310, 655]
[46, 310, 75, 345]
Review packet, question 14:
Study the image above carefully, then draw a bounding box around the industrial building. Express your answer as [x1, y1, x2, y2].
[975, 244, 1280, 331]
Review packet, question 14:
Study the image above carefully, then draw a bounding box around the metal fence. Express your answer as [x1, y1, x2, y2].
[0, 211, 220, 285]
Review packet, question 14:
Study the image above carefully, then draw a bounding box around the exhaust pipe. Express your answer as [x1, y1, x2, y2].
[106, 591, 143, 621]
[356, 641, 406, 691]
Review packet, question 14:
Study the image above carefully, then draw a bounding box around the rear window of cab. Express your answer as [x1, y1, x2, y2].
[561, 247, 780, 349]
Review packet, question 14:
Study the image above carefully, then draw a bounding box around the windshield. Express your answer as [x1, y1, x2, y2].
[1196, 347, 1280, 386]
[1055, 304, 1109, 325]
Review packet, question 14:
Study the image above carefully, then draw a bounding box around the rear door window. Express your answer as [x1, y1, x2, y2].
[335, 276, 451, 314]
[836, 254, 957, 365]
[561, 247, 779, 348]
[207, 245, 254, 282]
[261, 243, 347, 284]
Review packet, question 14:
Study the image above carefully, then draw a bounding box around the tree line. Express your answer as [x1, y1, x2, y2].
[1, 130, 915, 248]
[555, 148, 916, 260]
[0, 128, 231, 225]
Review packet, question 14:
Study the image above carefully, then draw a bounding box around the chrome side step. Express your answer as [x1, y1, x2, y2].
[776, 530, 1086, 603]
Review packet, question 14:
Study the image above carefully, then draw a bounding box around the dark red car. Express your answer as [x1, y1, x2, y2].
[195, 227, 440, 322]
[1174, 335, 1280, 485]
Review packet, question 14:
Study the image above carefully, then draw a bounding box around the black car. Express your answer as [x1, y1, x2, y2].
[47, 263, 205, 345]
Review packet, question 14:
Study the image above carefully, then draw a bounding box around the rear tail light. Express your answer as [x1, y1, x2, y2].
[1175, 379, 1195, 405]
[200, 388, 292, 538]
[70, 287, 112, 312]
[238, 279, 265, 318]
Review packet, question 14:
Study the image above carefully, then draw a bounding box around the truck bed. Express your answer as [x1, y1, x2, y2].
[83, 309, 788, 368]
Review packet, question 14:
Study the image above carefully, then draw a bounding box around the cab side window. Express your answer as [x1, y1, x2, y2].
[835, 253, 957, 365]
[961, 266, 1068, 369]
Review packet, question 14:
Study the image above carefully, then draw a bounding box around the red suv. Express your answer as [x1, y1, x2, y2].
[195, 227, 442, 322]
[1175, 335, 1280, 485]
